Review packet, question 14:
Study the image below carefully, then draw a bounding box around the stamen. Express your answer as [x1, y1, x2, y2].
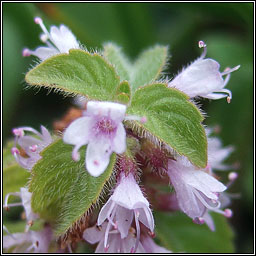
[3, 225, 16, 239]
[34, 17, 51, 39]
[28, 220, 34, 227]
[221, 65, 240, 76]
[114, 221, 118, 230]
[29, 145, 38, 152]
[130, 247, 135, 253]
[4, 192, 21, 210]
[12, 128, 24, 137]
[228, 172, 238, 181]
[148, 231, 155, 238]
[224, 208, 233, 218]
[223, 73, 231, 87]
[22, 48, 31, 57]
[34, 17, 42, 24]
[198, 40, 207, 59]
[40, 33, 48, 43]
[104, 206, 116, 250]
[226, 172, 238, 188]
[213, 192, 220, 198]
[198, 40, 206, 48]
[214, 88, 232, 103]
[193, 217, 205, 225]
[198, 217, 205, 224]
[104, 244, 109, 252]
[193, 190, 227, 216]
[107, 205, 117, 228]
[14, 126, 42, 138]
[125, 115, 147, 124]
[96, 225, 102, 231]
[11, 147, 20, 156]
[133, 210, 141, 253]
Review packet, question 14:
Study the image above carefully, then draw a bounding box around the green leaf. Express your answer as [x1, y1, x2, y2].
[127, 83, 207, 168]
[116, 80, 131, 98]
[29, 139, 116, 235]
[3, 165, 30, 201]
[115, 93, 130, 105]
[155, 211, 234, 253]
[103, 44, 169, 92]
[130, 45, 168, 91]
[115, 81, 131, 104]
[25, 49, 120, 101]
[103, 42, 132, 81]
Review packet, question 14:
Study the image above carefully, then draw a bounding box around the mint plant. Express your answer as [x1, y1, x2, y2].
[3, 17, 239, 253]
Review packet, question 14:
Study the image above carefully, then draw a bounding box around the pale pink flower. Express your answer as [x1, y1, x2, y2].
[11, 126, 52, 170]
[63, 101, 129, 177]
[167, 156, 228, 220]
[207, 131, 235, 172]
[168, 40, 240, 102]
[96, 172, 154, 252]
[83, 223, 145, 253]
[3, 225, 52, 253]
[23, 17, 80, 61]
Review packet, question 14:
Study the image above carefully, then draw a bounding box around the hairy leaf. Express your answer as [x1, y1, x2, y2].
[127, 83, 207, 168]
[29, 139, 116, 235]
[103, 43, 169, 92]
[25, 49, 120, 101]
[130, 45, 168, 91]
[103, 42, 131, 81]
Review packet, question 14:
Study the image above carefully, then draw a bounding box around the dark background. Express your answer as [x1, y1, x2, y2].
[3, 2, 254, 253]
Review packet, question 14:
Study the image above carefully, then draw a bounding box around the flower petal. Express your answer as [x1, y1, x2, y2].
[111, 174, 149, 209]
[31, 46, 59, 61]
[86, 101, 126, 122]
[169, 58, 224, 98]
[137, 206, 154, 232]
[184, 170, 226, 199]
[3, 233, 30, 249]
[112, 123, 126, 154]
[63, 116, 91, 146]
[97, 200, 115, 226]
[50, 25, 79, 53]
[115, 206, 133, 239]
[168, 163, 204, 218]
[203, 211, 215, 231]
[83, 223, 107, 244]
[20, 187, 38, 221]
[86, 139, 112, 177]
[40, 125, 52, 145]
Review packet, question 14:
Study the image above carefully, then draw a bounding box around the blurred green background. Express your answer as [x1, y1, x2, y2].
[3, 2, 253, 253]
